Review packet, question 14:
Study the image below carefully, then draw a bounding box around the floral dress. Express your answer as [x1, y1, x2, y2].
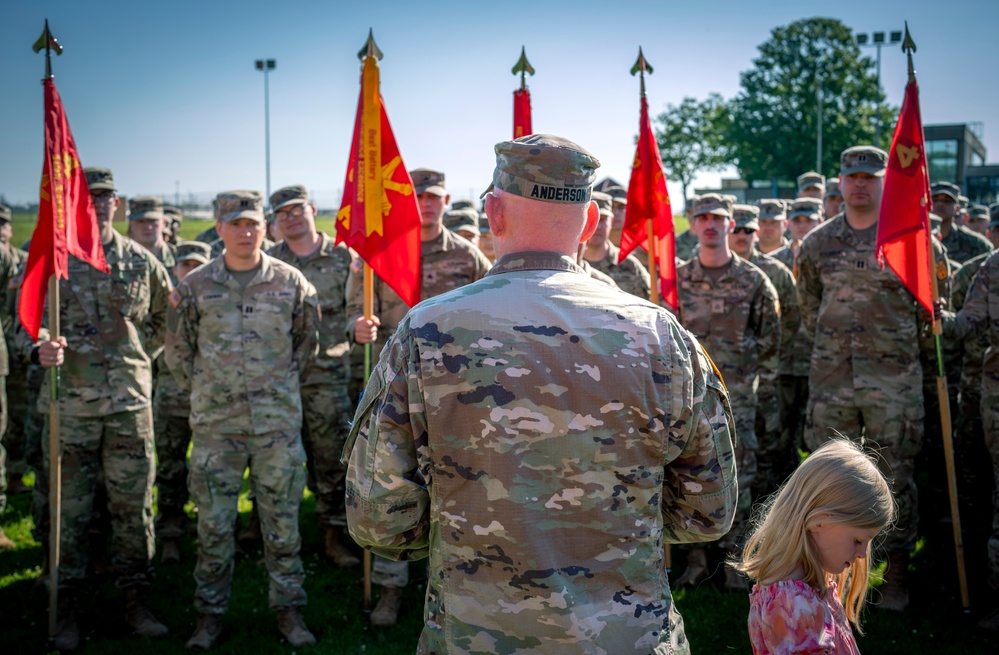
[748, 578, 861, 655]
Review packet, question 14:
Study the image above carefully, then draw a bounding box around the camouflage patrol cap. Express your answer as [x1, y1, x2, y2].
[487, 133, 599, 204]
[84, 166, 115, 192]
[958, 195, 969, 210]
[163, 205, 183, 221]
[824, 177, 841, 198]
[692, 193, 733, 218]
[989, 203, 999, 227]
[215, 190, 264, 223]
[270, 184, 310, 211]
[0, 204, 11, 223]
[607, 186, 627, 204]
[732, 204, 760, 230]
[967, 204, 990, 223]
[840, 146, 887, 176]
[410, 168, 447, 197]
[797, 171, 825, 191]
[686, 194, 701, 208]
[592, 191, 613, 218]
[129, 195, 165, 221]
[451, 199, 476, 212]
[789, 197, 823, 221]
[756, 199, 787, 220]
[175, 240, 212, 264]
[443, 208, 479, 233]
[930, 181, 960, 202]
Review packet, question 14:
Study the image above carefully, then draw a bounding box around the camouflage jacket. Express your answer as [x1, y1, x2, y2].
[798, 215, 933, 407]
[586, 242, 651, 299]
[194, 224, 219, 244]
[0, 245, 17, 376]
[269, 233, 353, 388]
[945, 250, 999, 393]
[938, 223, 992, 265]
[674, 228, 698, 263]
[769, 243, 813, 377]
[31, 232, 170, 415]
[344, 250, 736, 655]
[951, 251, 989, 398]
[166, 253, 319, 435]
[746, 247, 800, 376]
[677, 255, 781, 436]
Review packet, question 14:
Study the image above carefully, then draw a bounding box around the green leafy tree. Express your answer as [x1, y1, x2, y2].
[728, 17, 897, 182]
[654, 94, 732, 202]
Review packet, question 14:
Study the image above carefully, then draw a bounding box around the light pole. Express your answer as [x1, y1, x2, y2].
[254, 58, 276, 204]
[856, 30, 901, 145]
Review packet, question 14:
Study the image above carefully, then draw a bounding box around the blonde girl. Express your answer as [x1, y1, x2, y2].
[734, 439, 896, 654]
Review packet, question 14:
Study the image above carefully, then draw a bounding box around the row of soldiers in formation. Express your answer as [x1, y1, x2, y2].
[1, 142, 998, 649]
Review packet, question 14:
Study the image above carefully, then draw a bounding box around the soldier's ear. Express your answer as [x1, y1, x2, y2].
[579, 200, 599, 243]
[485, 193, 504, 236]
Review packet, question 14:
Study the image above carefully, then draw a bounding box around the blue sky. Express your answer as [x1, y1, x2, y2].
[1, 0, 997, 209]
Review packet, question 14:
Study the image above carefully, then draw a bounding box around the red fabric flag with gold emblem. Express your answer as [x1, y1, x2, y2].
[19, 78, 109, 341]
[619, 96, 677, 310]
[335, 55, 421, 307]
[876, 79, 934, 314]
[513, 89, 532, 139]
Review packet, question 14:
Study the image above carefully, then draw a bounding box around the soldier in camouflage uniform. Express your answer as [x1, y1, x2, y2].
[348, 167, 492, 626]
[153, 241, 211, 564]
[932, 181, 993, 265]
[267, 184, 359, 568]
[444, 207, 482, 249]
[728, 203, 801, 492]
[943, 250, 999, 628]
[127, 196, 176, 269]
[582, 191, 651, 299]
[756, 198, 790, 255]
[166, 190, 320, 649]
[674, 193, 781, 591]
[797, 171, 825, 200]
[0, 214, 18, 550]
[798, 146, 947, 611]
[31, 167, 171, 649]
[344, 133, 737, 655]
[673, 195, 700, 263]
[163, 205, 183, 246]
[823, 177, 843, 219]
[966, 204, 991, 238]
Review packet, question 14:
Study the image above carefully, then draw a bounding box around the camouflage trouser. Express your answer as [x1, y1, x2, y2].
[153, 412, 191, 537]
[301, 384, 352, 528]
[983, 378, 999, 588]
[778, 374, 808, 464]
[2, 373, 27, 477]
[0, 378, 7, 516]
[373, 556, 409, 588]
[805, 400, 923, 553]
[189, 430, 308, 613]
[714, 407, 756, 553]
[39, 408, 156, 591]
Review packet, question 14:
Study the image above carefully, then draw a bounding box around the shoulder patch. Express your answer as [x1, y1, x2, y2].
[936, 260, 948, 281]
[169, 288, 182, 309]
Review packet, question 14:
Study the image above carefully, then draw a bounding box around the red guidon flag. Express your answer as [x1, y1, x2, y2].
[876, 78, 934, 314]
[513, 89, 532, 139]
[335, 54, 421, 307]
[19, 78, 109, 341]
[619, 96, 677, 310]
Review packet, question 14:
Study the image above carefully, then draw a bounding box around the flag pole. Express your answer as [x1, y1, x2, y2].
[512, 46, 533, 92]
[903, 24, 969, 610]
[33, 19, 64, 637]
[358, 28, 384, 610]
[631, 48, 659, 307]
[511, 47, 534, 139]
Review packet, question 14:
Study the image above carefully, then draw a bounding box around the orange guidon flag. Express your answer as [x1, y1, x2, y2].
[876, 78, 934, 314]
[19, 77, 109, 341]
[336, 53, 421, 307]
[619, 95, 677, 310]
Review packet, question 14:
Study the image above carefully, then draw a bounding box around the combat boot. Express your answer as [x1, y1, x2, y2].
[0, 526, 14, 549]
[325, 526, 360, 568]
[124, 588, 169, 637]
[370, 586, 403, 627]
[186, 613, 223, 650]
[876, 552, 910, 611]
[673, 548, 708, 587]
[237, 506, 262, 544]
[52, 612, 80, 651]
[275, 607, 317, 646]
[161, 539, 181, 564]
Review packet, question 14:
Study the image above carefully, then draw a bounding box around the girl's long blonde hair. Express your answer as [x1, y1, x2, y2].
[734, 438, 896, 632]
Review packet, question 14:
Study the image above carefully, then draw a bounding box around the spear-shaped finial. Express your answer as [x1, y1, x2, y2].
[630, 47, 653, 97]
[32, 19, 62, 80]
[901, 21, 917, 82]
[357, 28, 383, 62]
[511, 46, 535, 91]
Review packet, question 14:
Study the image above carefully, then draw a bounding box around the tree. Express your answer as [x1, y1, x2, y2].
[727, 17, 897, 183]
[654, 94, 732, 202]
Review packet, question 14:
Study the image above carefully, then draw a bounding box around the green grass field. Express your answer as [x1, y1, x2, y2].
[3, 210, 995, 653]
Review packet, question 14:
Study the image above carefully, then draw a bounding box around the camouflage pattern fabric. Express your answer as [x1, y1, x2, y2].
[939, 223, 993, 265]
[587, 241, 651, 299]
[344, 251, 737, 655]
[674, 229, 698, 263]
[578, 259, 619, 288]
[1, 248, 28, 483]
[269, 234, 354, 528]
[166, 253, 319, 436]
[194, 224, 219, 244]
[798, 214, 933, 553]
[188, 430, 308, 612]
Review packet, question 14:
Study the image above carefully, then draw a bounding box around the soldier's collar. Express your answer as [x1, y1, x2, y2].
[485, 251, 585, 277]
